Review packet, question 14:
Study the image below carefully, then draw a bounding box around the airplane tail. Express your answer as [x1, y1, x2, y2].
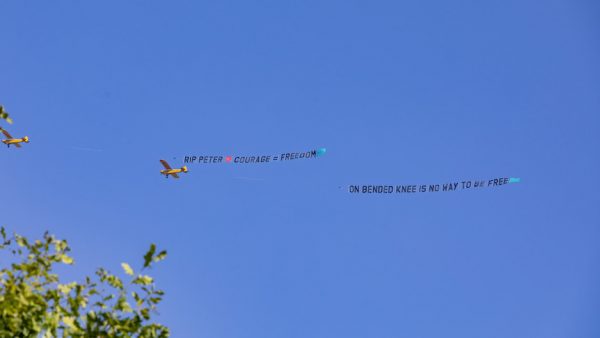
[181, 166, 188, 173]
[23, 136, 29, 143]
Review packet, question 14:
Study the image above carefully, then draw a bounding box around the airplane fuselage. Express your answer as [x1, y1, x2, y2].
[2, 137, 28, 147]
[161, 169, 183, 175]
[160, 167, 188, 178]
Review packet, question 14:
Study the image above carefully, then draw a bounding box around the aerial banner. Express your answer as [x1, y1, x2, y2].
[347, 177, 521, 194]
[182, 147, 327, 165]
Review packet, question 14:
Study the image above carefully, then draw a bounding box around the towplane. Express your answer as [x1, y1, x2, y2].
[159, 159, 188, 179]
[1, 128, 29, 148]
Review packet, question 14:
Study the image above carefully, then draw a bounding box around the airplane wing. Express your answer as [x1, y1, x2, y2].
[0, 128, 13, 139]
[171, 173, 180, 179]
[160, 160, 172, 170]
[14, 143, 21, 148]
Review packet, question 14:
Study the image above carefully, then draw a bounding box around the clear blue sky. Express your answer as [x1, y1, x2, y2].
[2, 1, 599, 337]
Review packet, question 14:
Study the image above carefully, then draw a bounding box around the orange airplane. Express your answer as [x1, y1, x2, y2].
[1, 128, 29, 148]
[159, 159, 188, 179]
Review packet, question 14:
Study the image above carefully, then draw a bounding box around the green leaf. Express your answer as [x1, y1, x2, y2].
[154, 250, 167, 263]
[140, 308, 150, 320]
[121, 262, 134, 276]
[105, 275, 124, 289]
[0, 106, 12, 124]
[116, 296, 133, 313]
[60, 254, 74, 265]
[143, 244, 156, 268]
[132, 292, 143, 307]
[57, 284, 73, 294]
[62, 316, 76, 329]
[15, 236, 27, 247]
[133, 275, 153, 286]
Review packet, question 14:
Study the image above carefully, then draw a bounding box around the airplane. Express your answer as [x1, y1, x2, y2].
[159, 159, 188, 179]
[1, 128, 29, 148]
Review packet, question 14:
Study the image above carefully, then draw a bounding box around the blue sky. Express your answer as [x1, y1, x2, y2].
[1, 0, 599, 337]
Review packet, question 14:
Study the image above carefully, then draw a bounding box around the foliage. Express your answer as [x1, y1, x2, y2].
[0, 228, 169, 337]
[0, 106, 12, 124]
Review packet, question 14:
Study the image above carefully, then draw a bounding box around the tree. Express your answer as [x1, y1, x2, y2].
[0, 228, 169, 337]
